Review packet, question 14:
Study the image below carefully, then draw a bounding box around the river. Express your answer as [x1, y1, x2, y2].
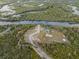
[0, 20, 78, 27]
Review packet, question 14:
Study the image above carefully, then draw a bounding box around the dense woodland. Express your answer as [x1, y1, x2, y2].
[0, 25, 79, 59]
[0, 0, 79, 59]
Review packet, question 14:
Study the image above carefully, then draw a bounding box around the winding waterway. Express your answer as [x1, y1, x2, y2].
[0, 20, 79, 27]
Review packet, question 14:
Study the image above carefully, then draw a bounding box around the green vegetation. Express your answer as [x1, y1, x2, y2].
[25, 4, 79, 22]
[0, 0, 79, 22]
[0, 25, 41, 59]
[7, 3, 79, 22]
[0, 26, 8, 32]
[0, 25, 79, 59]
[0, 0, 79, 59]
[40, 26, 79, 59]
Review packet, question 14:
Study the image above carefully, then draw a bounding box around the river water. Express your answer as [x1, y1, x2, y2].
[0, 20, 78, 27]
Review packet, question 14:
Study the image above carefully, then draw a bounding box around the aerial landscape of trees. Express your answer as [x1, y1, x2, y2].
[0, 0, 79, 59]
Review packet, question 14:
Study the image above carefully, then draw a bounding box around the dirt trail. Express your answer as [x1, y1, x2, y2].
[25, 25, 52, 59]
[0, 27, 11, 35]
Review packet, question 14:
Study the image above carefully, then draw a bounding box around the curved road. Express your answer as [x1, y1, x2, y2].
[25, 25, 52, 59]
